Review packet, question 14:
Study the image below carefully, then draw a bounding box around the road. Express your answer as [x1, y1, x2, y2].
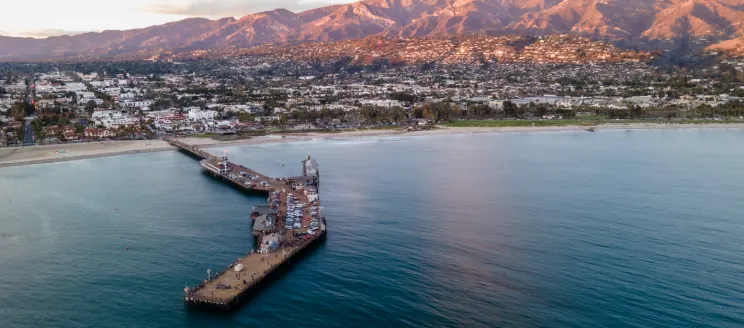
[23, 118, 34, 145]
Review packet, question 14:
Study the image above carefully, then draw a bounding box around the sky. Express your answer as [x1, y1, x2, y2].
[0, 0, 353, 38]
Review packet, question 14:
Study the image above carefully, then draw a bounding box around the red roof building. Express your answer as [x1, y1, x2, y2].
[84, 128, 115, 138]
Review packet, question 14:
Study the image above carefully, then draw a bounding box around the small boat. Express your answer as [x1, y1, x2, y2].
[585, 127, 596, 132]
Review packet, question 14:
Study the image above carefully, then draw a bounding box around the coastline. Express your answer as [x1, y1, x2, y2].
[1, 123, 743, 168]
[179, 122, 744, 148]
[0, 140, 175, 168]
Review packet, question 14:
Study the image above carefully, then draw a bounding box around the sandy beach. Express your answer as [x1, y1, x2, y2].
[0, 140, 174, 168]
[179, 122, 744, 147]
[1, 123, 743, 168]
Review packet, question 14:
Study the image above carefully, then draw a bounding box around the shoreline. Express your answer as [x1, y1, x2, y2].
[0, 147, 174, 168]
[181, 122, 744, 148]
[1, 123, 743, 168]
[0, 140, 175, 168]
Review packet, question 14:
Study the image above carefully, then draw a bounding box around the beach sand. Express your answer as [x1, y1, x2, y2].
[1, 123, 743, 168]
[0, 140, 174, 168]
[179, 123, 744, 147]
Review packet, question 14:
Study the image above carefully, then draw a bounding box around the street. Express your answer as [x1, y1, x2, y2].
[23, 117, 34, 145]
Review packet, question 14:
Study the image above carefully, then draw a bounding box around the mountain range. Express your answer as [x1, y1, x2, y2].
[4, 0, 744, 61]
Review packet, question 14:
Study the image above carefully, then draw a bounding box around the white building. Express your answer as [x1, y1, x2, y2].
[187, 107, 217, 121]
[76, 91, 95, 99]
[120, 92, 136, 99]
[90, 110, 135, 128]
[122, 100, 154, 109]
[103, 87, 121, 96]
[66, 82, 87, 92]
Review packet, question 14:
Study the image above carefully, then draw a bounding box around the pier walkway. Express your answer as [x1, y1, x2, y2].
[167, 139, 213, 160]
[165, 138, 326, 311]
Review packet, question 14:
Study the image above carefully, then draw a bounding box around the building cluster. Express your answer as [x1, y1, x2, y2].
[1, 47, 744, 146]
[245, 35, 653, 65]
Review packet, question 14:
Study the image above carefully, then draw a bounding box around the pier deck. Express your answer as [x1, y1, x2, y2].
[189, 234, 320, 302]
[166, 138, 326, 311]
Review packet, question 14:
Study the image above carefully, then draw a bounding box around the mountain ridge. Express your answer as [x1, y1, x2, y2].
[3, 0, 744, 61]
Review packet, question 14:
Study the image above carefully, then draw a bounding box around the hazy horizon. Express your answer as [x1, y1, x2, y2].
[0, 0, 353, 38]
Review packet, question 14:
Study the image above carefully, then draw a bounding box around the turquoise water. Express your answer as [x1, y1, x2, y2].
[2, 129, 744, 327]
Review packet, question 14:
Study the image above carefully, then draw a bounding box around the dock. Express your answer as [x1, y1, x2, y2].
[166, 138, 326, 312]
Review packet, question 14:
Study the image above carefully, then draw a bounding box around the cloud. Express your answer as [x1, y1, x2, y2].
[14, 29, 92, 38]
[142, 0, 353, 18]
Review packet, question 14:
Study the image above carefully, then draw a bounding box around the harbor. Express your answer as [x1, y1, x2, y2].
[166, 139, 327, 312]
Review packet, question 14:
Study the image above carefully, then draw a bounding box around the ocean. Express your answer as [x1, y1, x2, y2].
[1, 129, 744, 327]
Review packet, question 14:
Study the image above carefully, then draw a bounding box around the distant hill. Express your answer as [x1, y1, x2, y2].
[4, 0, 744, 61]
[708, 37, 744, 51]
[239, 34, 655, 66]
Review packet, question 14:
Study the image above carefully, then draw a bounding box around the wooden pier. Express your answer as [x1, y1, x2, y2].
[165, 138, 327, 312]
[168, 139, 213, 160]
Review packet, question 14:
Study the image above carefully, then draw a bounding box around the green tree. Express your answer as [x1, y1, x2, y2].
[503, 101, 518, 118]
[16, 124, 25, 143]
[9, 102, 33, 120]
[629, 105, 645, 119]
[64, 91, 78, 104]
[536, 105, 548, 118]
[420, 102, 436, 120]
[85, 100, 96, 116]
